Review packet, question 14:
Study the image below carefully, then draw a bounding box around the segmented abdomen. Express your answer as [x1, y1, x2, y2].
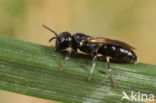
[99, 44, 137, 63]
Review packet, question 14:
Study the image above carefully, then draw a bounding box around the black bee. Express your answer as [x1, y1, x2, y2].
[43, 25, 137, 88]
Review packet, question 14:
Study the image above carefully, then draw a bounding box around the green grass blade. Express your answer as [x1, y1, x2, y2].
[0, 35, 156, 103]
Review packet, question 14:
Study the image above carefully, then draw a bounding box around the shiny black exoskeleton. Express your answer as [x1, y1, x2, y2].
[50, 31, 137, 63]
[43, 25, 137, 88]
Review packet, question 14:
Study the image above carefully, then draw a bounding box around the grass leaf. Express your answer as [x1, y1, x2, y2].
[0, 35, 156, 103]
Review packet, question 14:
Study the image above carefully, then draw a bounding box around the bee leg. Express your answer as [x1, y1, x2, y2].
[88, 46, 100, 80]
[88, 55, 97, 80]
[60, 49, 76, 70]
[106, 57, 117, 88]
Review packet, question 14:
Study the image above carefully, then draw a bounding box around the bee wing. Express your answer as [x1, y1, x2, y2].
[87, 37, 135, 50]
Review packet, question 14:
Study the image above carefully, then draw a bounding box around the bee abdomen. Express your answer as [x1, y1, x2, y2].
[99, 44, 137, 63]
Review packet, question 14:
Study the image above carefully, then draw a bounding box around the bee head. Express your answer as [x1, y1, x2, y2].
[43, 25, 72, 51]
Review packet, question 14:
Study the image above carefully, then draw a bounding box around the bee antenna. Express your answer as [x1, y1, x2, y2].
[42, 25, 58, 37]
[48, 37, 56, 42]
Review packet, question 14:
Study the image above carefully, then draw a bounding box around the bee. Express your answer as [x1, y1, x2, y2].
[43, 25, 137, 88]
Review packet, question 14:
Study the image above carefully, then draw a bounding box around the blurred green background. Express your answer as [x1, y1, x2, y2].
[0, 0, 156, 103]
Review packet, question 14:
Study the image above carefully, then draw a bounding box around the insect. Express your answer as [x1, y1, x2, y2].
[43, 25, 137, 88]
